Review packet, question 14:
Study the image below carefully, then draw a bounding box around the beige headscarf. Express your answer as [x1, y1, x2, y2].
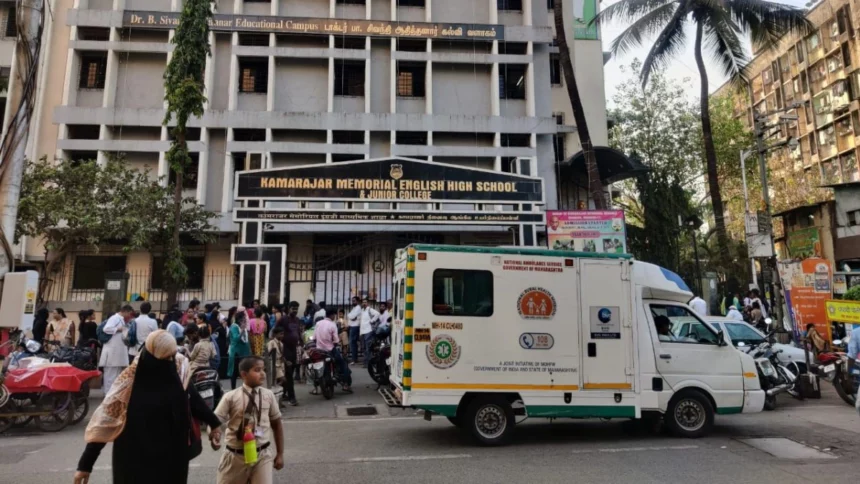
[85, 330, 189, 443]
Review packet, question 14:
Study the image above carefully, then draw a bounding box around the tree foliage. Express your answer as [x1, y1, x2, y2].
[16, 158, 217, 303]
[596, 0, 811, 263]
[844, 285, 860, 301]
[163, 0, 212, 306]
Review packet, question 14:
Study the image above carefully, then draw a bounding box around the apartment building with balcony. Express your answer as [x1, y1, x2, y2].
[10, 0, 611, 311]
[713, 0, 860, 268]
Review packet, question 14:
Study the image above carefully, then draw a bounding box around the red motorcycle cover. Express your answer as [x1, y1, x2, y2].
[4, 365, 101, 394]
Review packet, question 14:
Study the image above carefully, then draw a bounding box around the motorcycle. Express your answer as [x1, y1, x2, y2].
[192, 368, 222, 429]
[741, 339, 795, 410]
[367, 324, 391, 386]
[818, 339, 857, 406]
[302, 341, 346, 400]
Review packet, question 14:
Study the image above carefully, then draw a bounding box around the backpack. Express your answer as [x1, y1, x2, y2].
[96, 319, 112, 344]
[124, 320, 138, 348]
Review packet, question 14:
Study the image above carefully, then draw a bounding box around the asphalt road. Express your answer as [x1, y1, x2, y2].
[2, 371, 859, 484]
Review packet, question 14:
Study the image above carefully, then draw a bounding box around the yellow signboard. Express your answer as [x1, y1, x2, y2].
[825, 299, 860, 324]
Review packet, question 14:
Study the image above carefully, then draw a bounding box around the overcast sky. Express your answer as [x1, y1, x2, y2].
[599, 0, 810, 106]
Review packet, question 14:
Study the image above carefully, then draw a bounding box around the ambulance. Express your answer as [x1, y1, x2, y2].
[387, 245, 764, 445]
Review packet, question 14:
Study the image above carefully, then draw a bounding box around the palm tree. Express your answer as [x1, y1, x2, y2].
[554, 2, 605, 209]
[595, 0, 810, 260]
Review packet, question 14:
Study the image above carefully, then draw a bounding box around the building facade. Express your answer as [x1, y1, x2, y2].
[713, 0, 860, 269]
[12, 0, 609, 311]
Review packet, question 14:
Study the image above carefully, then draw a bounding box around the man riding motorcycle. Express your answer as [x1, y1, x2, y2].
[313, 308, 352, 393]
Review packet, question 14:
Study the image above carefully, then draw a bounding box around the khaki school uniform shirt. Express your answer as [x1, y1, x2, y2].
[215, 385, 282, 449]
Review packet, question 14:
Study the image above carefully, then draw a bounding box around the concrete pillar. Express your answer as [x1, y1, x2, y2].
[228, 33, 238, 110]
[196, 128, 210, 205]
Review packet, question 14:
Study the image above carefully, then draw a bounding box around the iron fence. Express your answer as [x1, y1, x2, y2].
[43, 269, 238, 305]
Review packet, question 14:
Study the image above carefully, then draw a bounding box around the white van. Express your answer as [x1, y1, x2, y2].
[387, 245, 764, 445]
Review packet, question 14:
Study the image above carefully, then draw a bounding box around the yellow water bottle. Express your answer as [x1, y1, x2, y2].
[243, 426, 258, 465]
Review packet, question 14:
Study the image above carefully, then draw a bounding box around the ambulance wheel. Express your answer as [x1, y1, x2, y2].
[666, 390, 714, 439]
[465, 396, 515, 446]
[446, 416, 463, 428]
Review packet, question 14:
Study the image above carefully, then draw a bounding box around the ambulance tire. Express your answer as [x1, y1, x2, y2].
[447, 416, 463, 428]
[464, 396, 515, 446]
[666, 390, 714, 439]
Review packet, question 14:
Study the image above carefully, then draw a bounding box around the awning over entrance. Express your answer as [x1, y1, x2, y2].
[561, 147, 649, 186]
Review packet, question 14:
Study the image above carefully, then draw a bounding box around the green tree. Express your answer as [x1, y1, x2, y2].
[845, 285, 860, 301]
[554, 1, 604, 209]
[15, 158, 217, 303]
[596, 0, 811, 262]
[163, 0, 213, 308]
[609, 61, 701, 273]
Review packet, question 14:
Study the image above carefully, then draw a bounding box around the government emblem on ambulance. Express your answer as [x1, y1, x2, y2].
[426, 334, 461, 369]
[517, 287, 557, 320]
[390, 164, 404, 180]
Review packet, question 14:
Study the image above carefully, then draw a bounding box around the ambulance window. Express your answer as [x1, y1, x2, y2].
[398, 279, 405, 320]
[650, 304, 719, 345]
[432, 269, 493, 317]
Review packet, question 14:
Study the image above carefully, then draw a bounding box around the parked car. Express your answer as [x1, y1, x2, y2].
[672, 317, 806, 367]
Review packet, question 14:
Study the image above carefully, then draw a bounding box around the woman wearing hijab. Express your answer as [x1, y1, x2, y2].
[73, 331, 221, 484]
[31, 308, 50, 344]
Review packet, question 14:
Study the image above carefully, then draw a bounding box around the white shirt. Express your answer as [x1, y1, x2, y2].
[379, 310, 391, 328]
[314, 307, 327, 322]
[726, 308, 744, 321]
[359, 307, 380, 335]
[347, 305, 362, 328]
[690, 297, 708, 317]
[751, 298, 768, 318]
[99, 313, 129, 368]
[129, 314, 159, 356]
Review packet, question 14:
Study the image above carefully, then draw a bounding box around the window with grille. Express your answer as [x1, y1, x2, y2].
[334, 60, 365, 96]
[550, 54, 561, 85]
[152, 256, 204, 290]
[5, 6, 16, 38]
[238, 34, 270, 46]
[397, 62, 426, 97]
[334, 36, 366, 49]
[498, 0, 522, 11]
[239, 59, 268, 93]
[396, 132, 427, 145]
[79, 54, 107, 89]
[73, 256, 127, 290]
[499, 64, 526, 99]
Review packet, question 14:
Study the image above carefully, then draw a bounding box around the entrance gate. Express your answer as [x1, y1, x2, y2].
[231, 157, 545, 307]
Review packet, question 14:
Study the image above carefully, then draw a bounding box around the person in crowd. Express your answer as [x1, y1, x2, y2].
[77, 310, 98, 346]
[210, 311, 229, 378]
[346, 296, 362, 364]
[128, 302, 158, 362]
[249, 308, 267, 357]
[726, 305, 744, 321]
[358, 299, 380, 368]
[377, 302, 391, 332]
[689, 295, 708, 317]
[252, 299, 262, 313]
[314, 301, 327, 323]
[655, 315, 677, 342]
[227, 309, 251, 390]
[276, 301, 302, 399]
[336, 308, 349, 359]
[31, 308, 50, 344]
[750, 302, 764, 329]
[47, 307, 75, 349]
[166, 314, 185, 345]
[212, 356, 284, 484]
[806, 323, 829, 358]
[203, 303, 214, 323]
[99, 306, 135, 396]
[303, 299, 319, 326]
[73, 330, 222, 484]
[267, 326, 287, 405]
[750, 289, 768, 318]
[189, 325, 216, 375]
[314, 308, 352, 393]
[733, 293, 742, 313]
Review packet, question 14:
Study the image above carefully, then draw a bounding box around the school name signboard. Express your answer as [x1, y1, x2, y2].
[234, 209, 545, 225]
[235, 158, 544, 204]
[123, 11, 504, 40]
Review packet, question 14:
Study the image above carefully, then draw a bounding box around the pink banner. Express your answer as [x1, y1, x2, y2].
[547, 210, 627, 254]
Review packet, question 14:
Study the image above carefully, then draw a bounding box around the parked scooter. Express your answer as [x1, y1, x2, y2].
[741, 339, 796, 410]
[817, 339, 858, 406]
[367, 323, 391, 386]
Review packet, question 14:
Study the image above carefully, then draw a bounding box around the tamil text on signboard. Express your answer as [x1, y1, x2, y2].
[124, 11, 504, 40]
[546, 210, 627, 254]
[235, 209, 544, 225]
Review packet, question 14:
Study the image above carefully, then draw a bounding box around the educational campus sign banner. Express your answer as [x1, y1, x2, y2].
[123, 11, 505, 40]
[235, 158, 544, 204]
[546, 210, 627, 254]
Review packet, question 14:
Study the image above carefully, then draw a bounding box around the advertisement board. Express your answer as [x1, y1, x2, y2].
[787, 227, 822, 259]
[787, 258, 834, 342]
[825, 299, 860, 324]
[573, 0, 599, 40]
[546, 210, 627, 254]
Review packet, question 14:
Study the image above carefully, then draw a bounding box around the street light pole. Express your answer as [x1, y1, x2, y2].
[740, 149, 758, 289]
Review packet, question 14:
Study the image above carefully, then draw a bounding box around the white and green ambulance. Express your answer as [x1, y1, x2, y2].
[387, 245, 764, 445]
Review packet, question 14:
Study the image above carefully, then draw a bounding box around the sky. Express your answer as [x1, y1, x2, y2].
[599, 0, 810, 106]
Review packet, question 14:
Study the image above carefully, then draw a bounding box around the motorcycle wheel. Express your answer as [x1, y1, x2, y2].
[36, 392, 76, 432]
[322, 382, 335, 400]
[833, 377, 857, 406]
[367, 358, 386, 385]
[763, 394, 777, 411]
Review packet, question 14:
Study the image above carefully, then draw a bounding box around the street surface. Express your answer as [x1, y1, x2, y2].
[2, 369, 859, 484]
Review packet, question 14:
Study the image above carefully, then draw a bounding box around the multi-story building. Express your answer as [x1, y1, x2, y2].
[0, 1, 19, 124]
[11, 0, 612, 312]
[713, 0, 860, 269]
